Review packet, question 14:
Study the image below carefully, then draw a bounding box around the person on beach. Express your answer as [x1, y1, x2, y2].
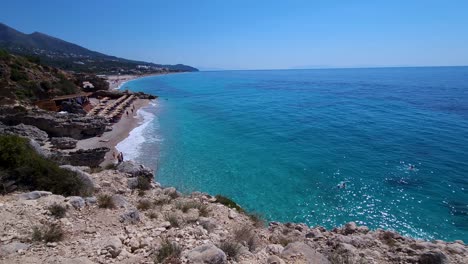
[120, 152, 124, 162]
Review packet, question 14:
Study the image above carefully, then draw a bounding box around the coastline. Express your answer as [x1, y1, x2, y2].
[106, 72, 174, 90]
[75, 98, 152, 166]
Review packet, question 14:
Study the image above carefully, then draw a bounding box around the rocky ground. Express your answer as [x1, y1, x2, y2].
[0, 162, 466, 264]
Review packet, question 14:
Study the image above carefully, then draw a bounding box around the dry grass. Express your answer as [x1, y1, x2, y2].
[137, 199, 153, 211]
[48, 203, 67, 218]
[98, 194, 115, 209]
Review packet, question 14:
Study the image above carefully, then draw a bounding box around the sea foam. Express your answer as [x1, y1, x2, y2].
[116, 101, 160, 161]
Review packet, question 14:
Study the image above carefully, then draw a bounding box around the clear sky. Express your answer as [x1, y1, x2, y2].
[2, 0, 468, 70]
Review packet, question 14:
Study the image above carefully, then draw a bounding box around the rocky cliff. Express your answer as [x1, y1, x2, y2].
[0, 165, 466, 264]
[0, 106, 107, 139]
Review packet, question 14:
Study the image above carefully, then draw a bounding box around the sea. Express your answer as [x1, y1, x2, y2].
[116, 67, 468, 242]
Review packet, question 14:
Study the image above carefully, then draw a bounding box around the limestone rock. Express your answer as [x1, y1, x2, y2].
[418, 251, 448, 264]
[116, 161, 154, 179]
[53, 147, 109, 167]
[0, 122, 48, 145]
[343, 222, 357, 235]
[68, 196, 85, 209]
[50, 137, 78, 149]
[267, 255, 286, 264]
[99, 236, 123, 258]
[185, 243, 227, 264]
[120, 210, 140, 224]
[266, 244, 284, 255]
[281, 242, 330, 264]
[18, 191, 52, 200]
[0, 242, 31, 255]
[0, 106, 107, 139]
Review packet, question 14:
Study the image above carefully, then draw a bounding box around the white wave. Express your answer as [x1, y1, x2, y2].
[116, 103, 160, 161]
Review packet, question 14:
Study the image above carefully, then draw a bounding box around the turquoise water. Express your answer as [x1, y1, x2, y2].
[119, 68, 468, 242]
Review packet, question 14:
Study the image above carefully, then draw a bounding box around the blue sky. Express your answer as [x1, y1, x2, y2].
[2, 0, 468, 70]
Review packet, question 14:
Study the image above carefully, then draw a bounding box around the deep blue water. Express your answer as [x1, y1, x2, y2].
[119, 67, 468, 241]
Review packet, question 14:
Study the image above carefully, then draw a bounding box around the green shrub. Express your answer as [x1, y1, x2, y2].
[154, 197, 171, 206]
[136, 176, 151, 191]
[215, 195, 244, 212]
[176, 201, 210, 216]
[247, 212, 265, 227]
[154, 240, 181, 263]
[234, 226, 257, 252]
[48, 203, 67, 218]
[219, 241, 241, 260]
[98, 194, 115, 209]
[164, 213, 181, 228]
[10, 68, 28, 82]
[0, 135, 89, 196]
[0, 49, 9, 59]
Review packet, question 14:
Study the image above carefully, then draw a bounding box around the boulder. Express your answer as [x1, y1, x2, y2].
[50, 137, 78, 149]
[266, 244, 284, 255]
[68, 196, 85, 209]
[116, 161, 154, 179]
[60, 101, 87, 115]
[99, 236, 123, 258]
[343, 222, 357, 235]
[18, 191, 52, 200]
[281, 242, 330, 264]
[60, 165, 94, 194]
[112, 194, 131, 209]
[418, 251, 448, 264]
[0, 242, 31, 255]
[267, 255, 286, 264]
[85, 196, 97, 205]
[119, 210, 140, 224]
[28, 139, 51, 158]
[0, 122, 48, 145]
[185, 244, 227, 264]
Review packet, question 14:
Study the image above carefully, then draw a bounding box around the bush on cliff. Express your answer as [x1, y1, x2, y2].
[0, 135, 89, 196]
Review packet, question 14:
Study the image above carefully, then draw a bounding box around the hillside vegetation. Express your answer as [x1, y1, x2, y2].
[0, 49, 82, 104]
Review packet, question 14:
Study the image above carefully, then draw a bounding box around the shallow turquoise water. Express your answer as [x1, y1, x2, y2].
[120, 68, 468, 241]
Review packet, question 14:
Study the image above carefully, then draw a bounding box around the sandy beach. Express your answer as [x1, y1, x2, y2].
[75, 98, 152, 166]
[106, 73, 172, 90]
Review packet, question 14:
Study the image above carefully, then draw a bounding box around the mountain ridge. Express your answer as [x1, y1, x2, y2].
[0, 23, 198, 73]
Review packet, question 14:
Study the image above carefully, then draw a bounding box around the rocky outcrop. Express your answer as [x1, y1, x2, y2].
[0, 106, 107, 139]
[116, 161, 154, 179]
[52, 147, 109, 167]
[0, 122, 48, 145]
[0, 169, 466, 264]
[50, 137, 77, 149]
[185, 244, 227, 264]
[60, 101, 87, 115]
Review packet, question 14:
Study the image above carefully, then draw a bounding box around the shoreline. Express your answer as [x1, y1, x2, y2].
[75, 98, 153, 166]
[106, 72, 176, 90]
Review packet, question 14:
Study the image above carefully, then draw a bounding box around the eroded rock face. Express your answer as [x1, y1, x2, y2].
[185, 244, 227, 264]
[53, 147, 109, 167]
[0, 122, 48, 145]
[50, 137, 77, 149]
[0, 106, 107, 139]
[18, 191, 52, 200]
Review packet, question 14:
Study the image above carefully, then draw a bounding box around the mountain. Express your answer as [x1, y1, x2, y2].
[0, 23, 198, 73]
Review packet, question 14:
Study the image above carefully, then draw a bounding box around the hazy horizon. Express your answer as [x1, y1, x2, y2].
[3, 0, 468, 70]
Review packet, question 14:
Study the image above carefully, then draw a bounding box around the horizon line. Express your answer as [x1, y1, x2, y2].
[197, 65, 468, 72]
